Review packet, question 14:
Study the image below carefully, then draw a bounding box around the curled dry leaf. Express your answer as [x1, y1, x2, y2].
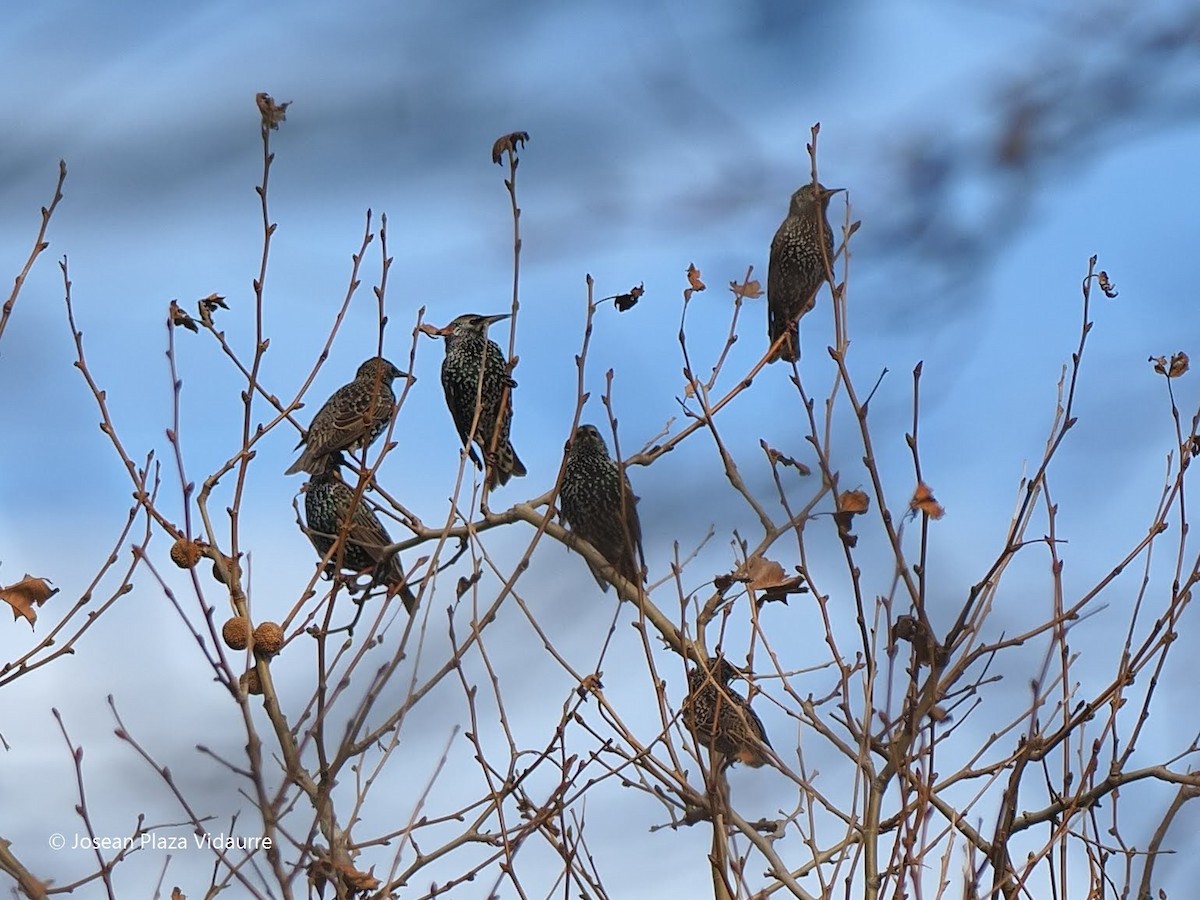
[309, 858, 381, 897]
[892, 614, 949, 667]
[614, 282, 645, 312]
[729, 277, 763, 301]
[838, 490, 870, 514]
[834, 489, 870, 546]
[417, 321, 444, 339]
[686, 263, 706, 294]
[578, 672, 604, 697]
[1150, 352, 1189, 378]
[2, 575, 57, 626]
[731, 555, 806, 603]
[456, 570, 481, 600]
[491, 130, 530, 164]
[169, 299, 198, 333]
[1097, 270, 1118, 298]
[910, 482, 945, 519]
[760, 440, 810, 475]
[255, 92, 291, 130]
[197, 293, 228, 328]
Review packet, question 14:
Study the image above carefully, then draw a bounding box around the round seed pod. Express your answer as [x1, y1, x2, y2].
[222, 617, 251, 651]
[239, 668, 263, 695]
[252, 621, 284, 656]
[169, 538, 204, 569]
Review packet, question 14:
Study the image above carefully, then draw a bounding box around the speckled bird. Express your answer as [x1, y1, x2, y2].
[286, 357, 406, 475]
[303, 453, 417, 613]
[436, 313, 526, 488]
[682, 657, 772, 768]
[560, 424, 644, 591]
[767, 182, 843, 363]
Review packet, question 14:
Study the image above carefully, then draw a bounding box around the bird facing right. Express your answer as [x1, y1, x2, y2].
[303, 452, 417, 614]
[767, 181, 843, 363]
[559, 424, 645, 592]
[435, 313, 527, 488]
[286, 357, 406, 475]
[682, 656, 772, 768]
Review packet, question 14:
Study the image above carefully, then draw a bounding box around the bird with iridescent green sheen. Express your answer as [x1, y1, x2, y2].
[682, 657, 772, 769]
[559, 424, 644, 591]
[286, 357, 407, 475]
[435, 313, 526, 488]
[302, 452, 417, 613]
[767, 182, 843, 363]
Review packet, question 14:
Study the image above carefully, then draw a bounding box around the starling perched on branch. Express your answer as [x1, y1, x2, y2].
[286, 357, 406, 475]
[302, 453, 417, 613]
[767, 182, 843, 363]
[682, 657, 772, 768]
[559, 424, 645, 592]
[435, 313, 526, 488]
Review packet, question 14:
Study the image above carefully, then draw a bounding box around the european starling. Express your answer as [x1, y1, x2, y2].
[559, 424, 645, 592]
[436, 313, 526, 488]
[767, 181, 843, 363]
[286, 357, 406, 475]
[302, 453, 417, 613]
[682, 657, 772, 768]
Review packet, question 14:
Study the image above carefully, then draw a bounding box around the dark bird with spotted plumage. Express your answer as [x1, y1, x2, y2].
[559, 424, 645, 592]
[285, 357, 406, 475]
[767, 181, 843, 363]
[682, 656, 772, 768]
[434, 313, 526, 488]
[302, 452, 417, 613]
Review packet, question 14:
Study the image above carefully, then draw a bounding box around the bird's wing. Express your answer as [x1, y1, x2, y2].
[621, 474, 646, 581]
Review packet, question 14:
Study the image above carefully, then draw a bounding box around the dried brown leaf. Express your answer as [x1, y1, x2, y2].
[910, 482, 945, 519]
[169, 299, 197, 333]
[837, 489, 870, 514]
[759, 440, 810, 475]
[730, 277, 763, 301]
[686, 263, 706, 293]
[892, 614, 949, 667]
[456, 571, 481, 599]
[614, 283, 644, 312]
[491, 130, 530, 164]
[730, 555, 806, 603]
[2, 575, 57, 626]
[255, 92, 291, 130]
[418, 321, 445, 339]
[1152, 351, 1190, 378]
[197, 293, 228, 327]
[578, 672, 603, 697]
[1097, 270, 1118, 298]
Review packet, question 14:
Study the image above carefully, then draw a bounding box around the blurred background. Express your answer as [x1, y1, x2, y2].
[2, 0, 1199, 895]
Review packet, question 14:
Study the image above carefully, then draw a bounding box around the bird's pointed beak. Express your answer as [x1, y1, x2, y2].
[484, 313, 512, 326]
[823, 186, 845, 198]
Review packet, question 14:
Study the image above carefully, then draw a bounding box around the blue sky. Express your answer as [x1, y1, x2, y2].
[2, 1, 1199, 896]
